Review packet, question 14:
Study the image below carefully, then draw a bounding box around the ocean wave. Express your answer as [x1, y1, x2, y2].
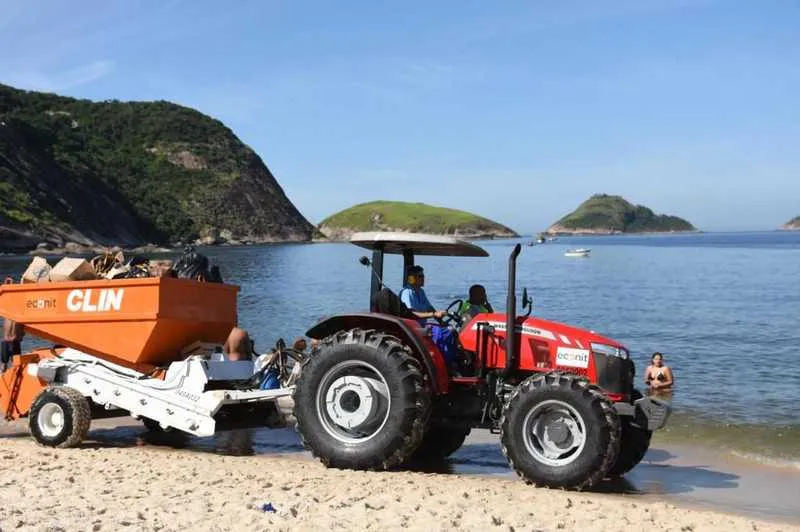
[728, 450, 800, 471]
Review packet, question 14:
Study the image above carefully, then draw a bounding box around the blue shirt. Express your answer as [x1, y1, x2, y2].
[399, 286, 434, 313]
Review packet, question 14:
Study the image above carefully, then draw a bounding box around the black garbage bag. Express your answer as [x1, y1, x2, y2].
[173, 246, 223, 283]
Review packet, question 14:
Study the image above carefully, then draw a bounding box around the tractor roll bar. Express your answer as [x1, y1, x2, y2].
[503, 243, 522, 377]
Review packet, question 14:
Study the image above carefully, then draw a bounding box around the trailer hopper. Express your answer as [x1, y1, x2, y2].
[0, 276, 238, 367]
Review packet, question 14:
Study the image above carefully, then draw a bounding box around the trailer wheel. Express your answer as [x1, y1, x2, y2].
[293, 328, 430, 470]
[501, 373, 620, 490]
[29, 386, 91, 448]
[412, 424, 471, 462]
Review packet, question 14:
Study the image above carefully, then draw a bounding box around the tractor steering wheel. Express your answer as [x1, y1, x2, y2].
[441, 298, 464, 327]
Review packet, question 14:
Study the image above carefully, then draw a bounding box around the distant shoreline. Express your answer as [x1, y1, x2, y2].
[542, 229, 703, 237]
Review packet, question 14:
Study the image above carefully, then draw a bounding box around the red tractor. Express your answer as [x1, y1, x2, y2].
[293, 233, 670, 489]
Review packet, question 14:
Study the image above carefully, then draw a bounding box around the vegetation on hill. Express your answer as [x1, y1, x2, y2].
[318, 201, 518, 239]
[783, 216, 800, 230]
[547, 194, 696, 234]
[0, 83, 313, 251]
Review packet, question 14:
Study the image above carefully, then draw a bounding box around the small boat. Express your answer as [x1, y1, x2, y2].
[564, 248, 591, 257]
[547, 236, 558, 242]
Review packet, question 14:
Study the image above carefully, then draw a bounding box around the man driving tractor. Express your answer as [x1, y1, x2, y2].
[399, 265, 446, 323]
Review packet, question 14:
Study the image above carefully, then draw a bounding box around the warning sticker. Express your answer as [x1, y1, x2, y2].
[555, 347, 590, 369]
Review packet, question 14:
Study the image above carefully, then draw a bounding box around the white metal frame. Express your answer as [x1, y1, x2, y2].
[27, 348, 293, 437]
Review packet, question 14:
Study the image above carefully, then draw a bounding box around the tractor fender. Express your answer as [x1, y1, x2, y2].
[306, 313, 449, 394]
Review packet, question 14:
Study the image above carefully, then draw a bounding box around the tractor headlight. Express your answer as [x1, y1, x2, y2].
[590, 343, 629, 359]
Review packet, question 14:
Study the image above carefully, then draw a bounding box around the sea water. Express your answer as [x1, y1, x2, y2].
[2, 231, 798, 464]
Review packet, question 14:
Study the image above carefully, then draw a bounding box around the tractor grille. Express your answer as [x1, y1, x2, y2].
[594, 354, 634, 396]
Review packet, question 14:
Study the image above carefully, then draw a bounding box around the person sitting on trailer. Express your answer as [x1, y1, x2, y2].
[1, 279, 24, 371]
[398, 265, 446, 323]
[224, 327, 254, 361]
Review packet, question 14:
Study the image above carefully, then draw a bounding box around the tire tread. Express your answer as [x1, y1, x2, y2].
[500, 372, 621, 490]
[293, 328, 430, 470]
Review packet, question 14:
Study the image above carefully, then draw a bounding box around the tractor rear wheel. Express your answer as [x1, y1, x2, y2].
[412, 424, 472, 462]
[293, 329, 430, 470]
[29, 386, 91, 448]
[501, 373, 620, 490]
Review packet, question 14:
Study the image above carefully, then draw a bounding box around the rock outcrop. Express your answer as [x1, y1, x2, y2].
[546, 194, 696, 235]
[781, 216, 800, 230]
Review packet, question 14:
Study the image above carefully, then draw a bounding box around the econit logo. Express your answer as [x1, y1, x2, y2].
[25, 298, 56, 310]
[66, 289, 125, 312]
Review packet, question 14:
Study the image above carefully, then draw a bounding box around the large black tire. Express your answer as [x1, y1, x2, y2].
[607, 418, 652, 477]
[293, 329, 431, 470]
[412, 424, 472, 462]
[29, 386, 91, 448]
[501, 373, 621, 490]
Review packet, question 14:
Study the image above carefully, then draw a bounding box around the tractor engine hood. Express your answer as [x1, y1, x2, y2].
[461, 313, 627, 354]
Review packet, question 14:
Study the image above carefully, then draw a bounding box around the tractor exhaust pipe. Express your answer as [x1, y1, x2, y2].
[503, 243, 522, 377]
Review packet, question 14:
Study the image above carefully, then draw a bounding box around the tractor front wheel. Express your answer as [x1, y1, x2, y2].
[501, 373, 620, 490]
[293, 329, 430, 470]
[608, 418, 652, 477]
[29, 386, 91, 448]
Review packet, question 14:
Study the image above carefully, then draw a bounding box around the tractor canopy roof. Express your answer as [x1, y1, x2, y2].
[350, 232, 489, 257]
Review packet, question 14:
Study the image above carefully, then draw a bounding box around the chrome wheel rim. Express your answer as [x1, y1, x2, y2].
[38, 403, 66, 438]
[522, 399, 587, 466]
[315, 360, 391, 444]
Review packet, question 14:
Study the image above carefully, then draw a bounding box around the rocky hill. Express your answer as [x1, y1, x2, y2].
[0, 83, 314, 252]
[782, 216, 800, 230]
[546, 194, 696, 235]
[318, 201, 518, 240]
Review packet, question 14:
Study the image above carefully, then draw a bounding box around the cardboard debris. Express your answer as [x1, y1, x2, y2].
[49, 258, 98, 282]
[22, 257, 51, 283]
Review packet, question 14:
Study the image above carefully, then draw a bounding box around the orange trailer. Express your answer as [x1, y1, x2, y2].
[0, 277, 294, 447]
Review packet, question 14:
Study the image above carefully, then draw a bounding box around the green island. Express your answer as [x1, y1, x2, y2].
[782, 216, 800, 230]
[0, 83, 313, 253]
[546, 194, 696, 235]
[318, 200, 518, 240]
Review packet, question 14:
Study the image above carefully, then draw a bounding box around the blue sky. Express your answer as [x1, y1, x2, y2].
[1, 0, 798, 232]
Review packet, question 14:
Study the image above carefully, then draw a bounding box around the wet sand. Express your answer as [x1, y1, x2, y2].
[1, 418, 798, 531]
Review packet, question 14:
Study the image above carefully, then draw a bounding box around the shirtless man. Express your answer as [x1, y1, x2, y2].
[223, 327, 253, 361]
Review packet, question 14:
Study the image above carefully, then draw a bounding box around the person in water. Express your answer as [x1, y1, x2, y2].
[644, 352, 674, 391]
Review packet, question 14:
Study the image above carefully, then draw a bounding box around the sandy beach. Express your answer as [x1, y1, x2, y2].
[1, 419, 798, 532]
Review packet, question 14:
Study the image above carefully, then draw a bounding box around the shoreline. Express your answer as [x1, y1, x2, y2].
[543, 229, 703, 237]
[1, 418, 798, 530]
[0, 233, 524, 257]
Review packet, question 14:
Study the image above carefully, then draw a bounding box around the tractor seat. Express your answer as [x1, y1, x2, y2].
[371, 287, 416, 320]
